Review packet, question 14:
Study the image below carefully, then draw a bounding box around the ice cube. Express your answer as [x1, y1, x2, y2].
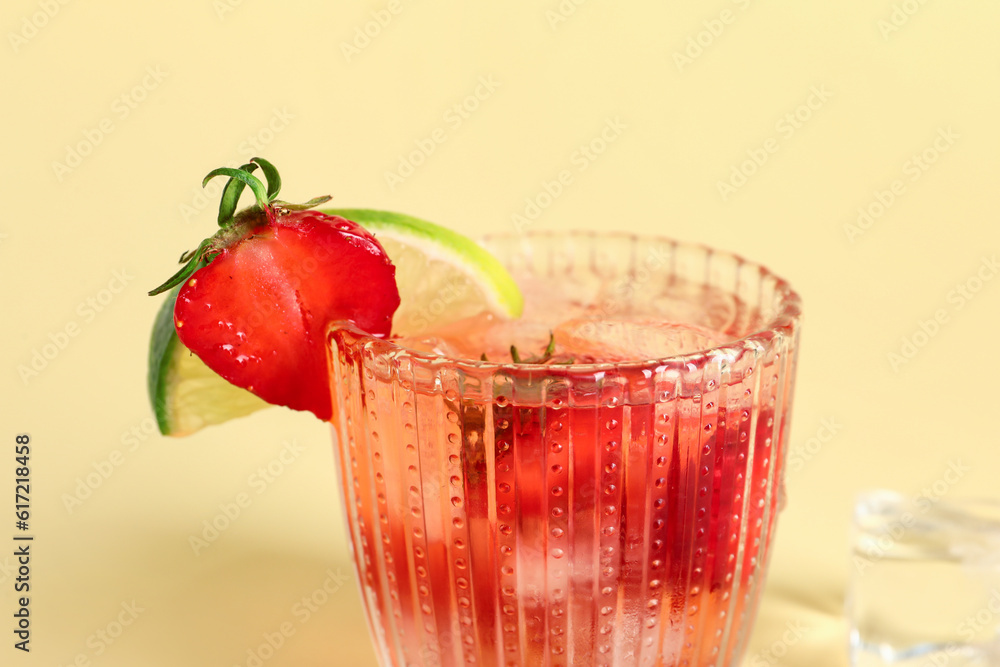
[395, 312, 556, 363]
[553, 318, 730, 362]
[515, 273, 594, 325]
[599, 280, 737, 331]
[391, 334, 467, 358]
[445, 313, 555, 362]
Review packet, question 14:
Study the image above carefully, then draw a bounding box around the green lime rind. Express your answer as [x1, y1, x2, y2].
[148, 287, 182, 434]
[323, 208, 524, 320]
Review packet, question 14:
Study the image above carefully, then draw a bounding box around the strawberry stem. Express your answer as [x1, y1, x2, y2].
[209, 158, 285, 227]
[149, 158, 334, 298]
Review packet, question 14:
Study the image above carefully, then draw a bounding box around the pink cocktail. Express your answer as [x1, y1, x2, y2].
[329, 231, 801, 666]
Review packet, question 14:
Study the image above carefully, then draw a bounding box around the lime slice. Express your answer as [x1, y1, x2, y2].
[148, 210, 524, 436]
[324, 208, 523, 335]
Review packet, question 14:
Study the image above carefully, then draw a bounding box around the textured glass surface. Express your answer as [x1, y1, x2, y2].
[849, 491, 1000, 667]
[328, 231, 801, 667]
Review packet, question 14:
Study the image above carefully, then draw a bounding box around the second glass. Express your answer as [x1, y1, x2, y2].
[328, 231, 801, 666]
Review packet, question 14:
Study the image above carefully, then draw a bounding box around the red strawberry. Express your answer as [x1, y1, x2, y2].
[150, 159, 400, 420]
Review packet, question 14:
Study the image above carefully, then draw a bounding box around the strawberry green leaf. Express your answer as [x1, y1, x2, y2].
[273, 195, 333, 211]
[203, 167, 269, 210]
[148, 239, 213, 296]
[251, 157, 281, 201]
[217, 162, 258, 227]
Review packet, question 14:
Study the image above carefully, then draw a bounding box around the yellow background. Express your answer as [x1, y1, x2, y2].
[2, 1, 999, 665]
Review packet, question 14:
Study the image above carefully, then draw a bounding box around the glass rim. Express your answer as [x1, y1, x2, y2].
[329, 230, 802, 373]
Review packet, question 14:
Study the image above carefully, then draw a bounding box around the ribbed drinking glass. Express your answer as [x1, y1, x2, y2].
[329, 231, 802, 667]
